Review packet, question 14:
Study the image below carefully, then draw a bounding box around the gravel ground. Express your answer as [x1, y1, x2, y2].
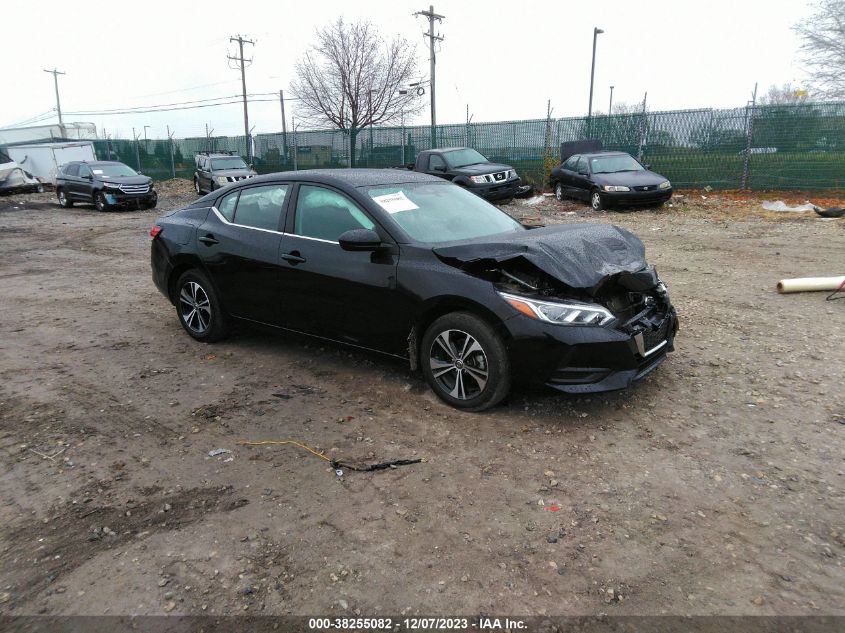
[0, 181, 843, 617]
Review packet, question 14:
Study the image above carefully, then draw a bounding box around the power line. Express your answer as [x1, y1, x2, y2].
[65, 97, 279, 117]
[1, 109, 57, 129]
[65, 92, 280, 115]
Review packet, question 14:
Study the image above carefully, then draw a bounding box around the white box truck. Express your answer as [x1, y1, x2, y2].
[5, 141, 97, 185]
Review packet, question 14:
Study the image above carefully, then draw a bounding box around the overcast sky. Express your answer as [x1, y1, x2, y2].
[2, 0, 812, 140]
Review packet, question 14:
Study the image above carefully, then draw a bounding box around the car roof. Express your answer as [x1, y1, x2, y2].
[246, 168, 443, 187]
[578, 151, 632, 158]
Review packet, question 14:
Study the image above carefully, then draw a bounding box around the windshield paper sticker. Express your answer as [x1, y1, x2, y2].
[92, 170, 104, 174]
[372, 191, 419, 214]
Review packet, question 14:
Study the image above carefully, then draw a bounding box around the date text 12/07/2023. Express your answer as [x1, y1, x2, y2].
[307, 617, 527, 630]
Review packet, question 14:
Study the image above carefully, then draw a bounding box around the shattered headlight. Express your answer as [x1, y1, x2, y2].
[103, 182, 121, 189]
[469, 175, 490, 184]
[499, 292, 615, 326]
[603, 185, 630, 192]
[658, 180, 671, 189]
[215, 175, 229, 184]
[510, 169, 518, 179]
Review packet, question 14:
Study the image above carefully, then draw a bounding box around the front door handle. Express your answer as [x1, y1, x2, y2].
[281, 251, 306, 264]
[199, 234, 219, 245]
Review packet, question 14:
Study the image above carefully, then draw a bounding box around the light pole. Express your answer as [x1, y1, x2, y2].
[608, 85, 614, 116]
[587, 27, 604, 137]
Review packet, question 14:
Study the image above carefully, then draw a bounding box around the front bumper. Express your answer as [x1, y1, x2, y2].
[468, 178, 522, 201]
[604, 188, 672, 206]
[505, 306, 678, 393]
[104, 190, 158, 209]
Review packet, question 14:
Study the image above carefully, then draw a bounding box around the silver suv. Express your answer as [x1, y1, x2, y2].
[193, 151, 257, 195]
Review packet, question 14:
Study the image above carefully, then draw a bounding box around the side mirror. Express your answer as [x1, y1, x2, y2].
[82, 174, 93, 180]
[432, 165, 445, 172]
[338, 228, 383, 252]
[578, 171, 588, 176]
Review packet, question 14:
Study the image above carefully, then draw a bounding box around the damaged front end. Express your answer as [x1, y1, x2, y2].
[434, 224, 679, 393]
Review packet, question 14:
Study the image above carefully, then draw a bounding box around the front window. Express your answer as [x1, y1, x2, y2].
[590, 154, 644, 174]
[91, 163, 138, 177]
[211, 157, 248, 170]
[294, 185, 375, 242]
[443, 148, 489, 169]
[366, 181, 523, 244]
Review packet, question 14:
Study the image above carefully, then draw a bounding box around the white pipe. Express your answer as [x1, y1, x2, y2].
[777, 275, 845, 294]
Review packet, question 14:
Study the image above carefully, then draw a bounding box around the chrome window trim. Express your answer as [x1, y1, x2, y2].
[210, 205, 283, 235]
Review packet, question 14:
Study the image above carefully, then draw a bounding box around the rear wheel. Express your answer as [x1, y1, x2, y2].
[57, 188, 73, 208]
[590, 189, 606, 211]
[554, 182, 564, 201]
[175, 270, 229, 342]
[421, 312, 511, 412]
[194, 177, 201, 195]
[94, 191, 109, 212]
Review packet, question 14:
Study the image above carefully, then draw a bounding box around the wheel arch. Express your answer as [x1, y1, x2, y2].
[409, 295, 511, 370]
[167, 255, 217, 306]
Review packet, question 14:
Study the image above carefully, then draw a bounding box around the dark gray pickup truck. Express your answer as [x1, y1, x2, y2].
[399, 147, 523, 202]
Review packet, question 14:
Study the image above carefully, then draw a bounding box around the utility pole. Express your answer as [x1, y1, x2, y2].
[587, 27, 604, 137]
[414, 5, 444, 149]
[608, 86, 614, 116]
[228, 35, 255, 162]
[43, 68, 66, 128]
[279, 90, 288, 159]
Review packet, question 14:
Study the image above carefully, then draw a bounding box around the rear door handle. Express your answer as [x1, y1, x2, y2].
[199, 234, 219, 245]
[281, 251, 306, 264]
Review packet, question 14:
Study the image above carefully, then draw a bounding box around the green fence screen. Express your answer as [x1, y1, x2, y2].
[88, 102, 845, 191]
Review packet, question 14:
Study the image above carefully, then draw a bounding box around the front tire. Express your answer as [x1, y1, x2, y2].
[175, 270, 229, 342]
[194, 177, 202, 195]
[421, 312, 511, 412]
[554, 182, 565, 201]
[57, 188, 73, 208]
[94, 191, 109, 212]
[590, 189, 606, 211]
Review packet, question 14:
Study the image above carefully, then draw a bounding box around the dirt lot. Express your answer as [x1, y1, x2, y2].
[0, 181, 843, 617]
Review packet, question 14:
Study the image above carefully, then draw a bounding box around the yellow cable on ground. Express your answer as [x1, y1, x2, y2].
[236, 439, 332, 463]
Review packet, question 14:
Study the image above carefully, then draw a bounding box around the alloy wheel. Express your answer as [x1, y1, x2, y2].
[179, 281, 212, 334]
[591, 192, 602, 210]
[194, 179, 200, 194]
[95, 192, 106, 211]
[58, 190, 68, 205]
[429, 329, 489, 400]
[555, 183, 563, 201]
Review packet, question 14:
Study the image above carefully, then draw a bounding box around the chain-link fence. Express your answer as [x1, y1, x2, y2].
[88, 101, 845, 190]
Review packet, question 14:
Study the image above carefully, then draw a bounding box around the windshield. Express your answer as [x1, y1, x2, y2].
[92, 163, 138, 177]
[366, 181, 523, 244]
[590, 155, 644, 174]
[211, 157, 248, 170]
[443, 148, 489, 169]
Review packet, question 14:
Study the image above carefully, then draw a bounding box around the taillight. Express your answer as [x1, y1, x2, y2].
[150, 226, 162, 239]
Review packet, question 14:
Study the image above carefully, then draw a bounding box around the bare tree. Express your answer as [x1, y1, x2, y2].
[758, 83, 810, 105]
[292, 19, 423, 166]
[794, 0, 845, 99]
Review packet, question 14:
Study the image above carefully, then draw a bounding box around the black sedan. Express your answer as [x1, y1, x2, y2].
[550, 152, 672, 211]
[151, 169, 677, 411]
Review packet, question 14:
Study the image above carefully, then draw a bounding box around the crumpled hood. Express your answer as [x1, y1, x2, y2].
[0, 166, 40, 188]
[433, 223, 648, 291]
